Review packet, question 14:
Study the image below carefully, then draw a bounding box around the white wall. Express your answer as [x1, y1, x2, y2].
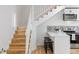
[16, 5, 31, 27]
[36, 8, 79, 46]
[0, 5, 16, 50]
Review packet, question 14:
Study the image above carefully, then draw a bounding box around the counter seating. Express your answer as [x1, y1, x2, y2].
[44, 37, 53, 53]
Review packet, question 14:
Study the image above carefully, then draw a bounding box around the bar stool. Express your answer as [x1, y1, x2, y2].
[44, 37, 53, 54]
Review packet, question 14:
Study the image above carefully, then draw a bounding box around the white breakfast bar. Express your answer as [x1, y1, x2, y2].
[48, 31, 70, 54]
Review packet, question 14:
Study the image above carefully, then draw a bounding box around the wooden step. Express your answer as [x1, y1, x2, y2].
[9, 45, 25, 48]
[8, 49, 25, 52]
[10, 43, 25, 46]
[7, 26, 26, 54]
[12, 38, 25, 43]
[16, 29, 26, 32]
[12, 38, 25, 40]
[15, 31, 25, 34]
[17, 27, 26, 29]
[15, 30, 25, 33]
[7, 51, 25, 54]
[7, 49, 25, 54]
[14, 33, 25, 36]
[9, 47, 25, 49]
[16, 28, 26, 31]
[15, 33, 25, 36]
[12, 40, 25, 43]
[14, 35, 26, 38]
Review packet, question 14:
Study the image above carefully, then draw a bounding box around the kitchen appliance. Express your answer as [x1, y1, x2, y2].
[64, 31, 79, 48]
[63, 8, 77, 21]
[63, 14, 77, 21]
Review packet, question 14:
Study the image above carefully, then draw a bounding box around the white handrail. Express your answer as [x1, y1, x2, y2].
[34, 5, 56, 20]
[25, 7, 32, 54]
[27, 30, 32, 53]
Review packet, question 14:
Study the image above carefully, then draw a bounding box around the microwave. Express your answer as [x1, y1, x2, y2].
[63, 14, 77, 21]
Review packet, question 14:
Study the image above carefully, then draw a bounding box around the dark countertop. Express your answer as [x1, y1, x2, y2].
[63, 31, 79, 35]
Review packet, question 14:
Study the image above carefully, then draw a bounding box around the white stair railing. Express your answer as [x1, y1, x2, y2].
[33, 5, 65, 26]
[25, 8, 32, 54]
[34, 5, 57, 20]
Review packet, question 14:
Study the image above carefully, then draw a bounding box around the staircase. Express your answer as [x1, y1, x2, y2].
[7, 27, 26, 54]
[34, 5, 65, 26]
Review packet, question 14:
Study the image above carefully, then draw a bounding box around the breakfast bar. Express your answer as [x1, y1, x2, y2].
[48, 31, 70, 54]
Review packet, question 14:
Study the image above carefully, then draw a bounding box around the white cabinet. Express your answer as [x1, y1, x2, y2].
[48, 32, 70, 54]
[64, 9, 77, 14]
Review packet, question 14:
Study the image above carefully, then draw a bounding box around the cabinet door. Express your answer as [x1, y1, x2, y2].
[75, 35, 79, 43]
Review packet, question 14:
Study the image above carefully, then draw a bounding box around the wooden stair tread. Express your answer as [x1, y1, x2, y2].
[9, 47, 25, 49]
[15, 30, 25, 32]
[17, 26, 26, 29]
[12, 39, 25, 42]
[10, 43, 25, 45]
[16, 32, 26, 34]
[7, 51, 25, 54]
[16, 31, 26, 33]
[12, 38, 25, 41]
[9, 45, 25, 48]
[11, 41, 25, 43]
[14, 36, 26, 38]
[12, 38, 25, 40]
[7, 26, 26, 54]
[15, 31, 25, 33]
[12, 38, 25, 39]
[15, 33, 25, 35]
[8, 49, 25, 51]
[12, 39, 25, 41]
[14, 34, 25, 36]
[14, 35, 26, 37]
[7, 48, 25, 51]
[7, 49, 25, 54]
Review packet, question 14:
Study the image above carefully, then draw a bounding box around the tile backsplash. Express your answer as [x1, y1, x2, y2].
[47, 26, 79, 32]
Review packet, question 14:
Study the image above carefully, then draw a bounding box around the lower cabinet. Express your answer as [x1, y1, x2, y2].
[75, 35, 79, 43]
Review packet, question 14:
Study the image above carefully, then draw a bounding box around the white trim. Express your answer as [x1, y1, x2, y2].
[12, 13, 16, 29]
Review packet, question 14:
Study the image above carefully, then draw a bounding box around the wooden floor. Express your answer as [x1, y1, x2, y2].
[32, 46, 53, 54]
[32, 48, 79, 54]
[71, 49, 79, 54]
[32, 45, 79, 54]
